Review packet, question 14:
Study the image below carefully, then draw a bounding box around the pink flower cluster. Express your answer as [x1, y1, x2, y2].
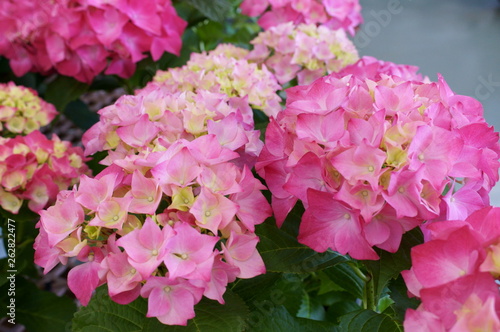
[0, 131, 89, 214]
[83, 83, 264, 168]
[36, 87, 272, 326]
[0, 0, 186, 83]
[248, 22, 359, 85]
[0, 82, 57, 135]
[152, 44, 282, 118]
[403, 207, 500, 331]
[240, 0, 363, 35]
[256, 59, 500, 260]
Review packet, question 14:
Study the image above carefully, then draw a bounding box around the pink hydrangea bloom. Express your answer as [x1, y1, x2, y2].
[0, 0, 186, 83]
[248, 22, 359, 85]
[35, 86, 272, 326]
[240, 0, 363, 35]
[151, 44, 282, 118]
[0, 82, 57, 135]
[0, 131, 89, 214]
[256, 60, 500, 260]
[403, 207, 500, 331]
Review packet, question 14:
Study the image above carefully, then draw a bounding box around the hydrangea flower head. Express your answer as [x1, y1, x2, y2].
[36, 85, 271, 326]
[256, 59, 500, 260]
[152, 44, 282, 118]
[0, 0, 186, 83]
[248, 22, 359, 85]
[0, 82, 57, 135]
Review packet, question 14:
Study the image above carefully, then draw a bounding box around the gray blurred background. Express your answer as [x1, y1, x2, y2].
[354, 0, 500, 205]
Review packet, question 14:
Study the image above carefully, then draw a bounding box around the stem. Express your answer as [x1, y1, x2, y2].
[364, 272, 376, 311]
[350, 264, 368, 282]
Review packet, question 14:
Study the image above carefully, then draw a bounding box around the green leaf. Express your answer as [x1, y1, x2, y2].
[63, 99, 99, 130]
[231, 273, 304, 316]
[297, 290, 326, 321]
[72, 286, 249, 332]
[386, 275, 420, 322]
[362, 228, 423, 302]
[257, 223, 349, 274]
[325, 294, 362, 323]
[377, 295, 395, 313]
[322, 263, 364, 299]
[231, 273, 281, 304]
[0, 277, 77, 332]
[246, 306, 339, 332]
[317, 271, 343, 295]
[44, 75, 89, 112]
[280, 200, 305, 238]
[338, 310, 402, 332]
[183, 0, 232, 23]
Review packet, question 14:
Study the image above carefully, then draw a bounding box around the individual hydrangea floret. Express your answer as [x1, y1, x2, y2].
[152, 44, 282, 118]
[0, 130, 89, 214]
[248, 22, 359, 85]
[0, 82, 57, 135]
[0, 0, 186, 83]
[240, 0, 363, 35]
[403, 207, 500, 331]
[256, 60, 500, 260]
[36, 86, 272, 326]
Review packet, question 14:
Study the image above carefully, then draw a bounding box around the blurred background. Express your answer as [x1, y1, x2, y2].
[355, 0, 500, 205]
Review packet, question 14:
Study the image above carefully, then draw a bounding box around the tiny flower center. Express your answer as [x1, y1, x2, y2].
[130, 268, 136, 275]
[361, 190, 369, 197]
[180, 253, 188, 260]
[113, 215, 119, 221]
[418, 154, 424, 161]
[183, 199, 190, 204]
[367, 166, 375, 172]
[450, 197, 456, 202]
[343, 213, 350, 220]
[147, 196, 154, 202]
[151, 249, 158, 256]
[164, 286, 171, 293]
[398, 187, 405, 193]
[205, 211, 211, 217]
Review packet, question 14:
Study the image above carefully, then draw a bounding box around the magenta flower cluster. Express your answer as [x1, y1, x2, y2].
[0, 0, 186, 83]
[35, 84, 272, 325]
[0, 131, 89, 214]
[403, 207, 500, 331]
[0, 82, 57, 135]
[256, 57, 500, 260]
[248, 22, 359, 86]
[152, 44, 282, 118]
[240, 0, 362, 35]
